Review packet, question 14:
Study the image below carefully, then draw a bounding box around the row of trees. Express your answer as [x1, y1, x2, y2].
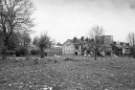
[0, 0, 135, 60]
[0, 0, 52, 59]
[0, 0, 34, 59]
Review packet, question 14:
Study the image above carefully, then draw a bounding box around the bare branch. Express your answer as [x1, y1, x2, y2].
[127, 32, 135, 46]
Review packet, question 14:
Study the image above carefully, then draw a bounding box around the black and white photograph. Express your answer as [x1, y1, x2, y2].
[0, 0, 135, 90]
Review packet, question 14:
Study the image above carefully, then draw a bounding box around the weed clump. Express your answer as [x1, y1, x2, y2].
[33, 59, 39, 65]
[64, 57, 73, 61]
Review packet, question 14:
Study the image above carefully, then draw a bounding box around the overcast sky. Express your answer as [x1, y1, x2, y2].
[32, 0, 135, 43]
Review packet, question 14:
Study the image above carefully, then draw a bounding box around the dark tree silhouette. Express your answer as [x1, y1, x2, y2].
[89, 25, 104, 60]
[80, 36, 84, 41]
[127, 32, 135, 47]
[72, 37, 78, 43]
[127, 32, 135, 57]
[0, 0, 34, 59]
[33, 33, 52, 58]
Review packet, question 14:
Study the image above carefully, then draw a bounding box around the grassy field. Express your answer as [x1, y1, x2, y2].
[0, 56, 135, 90]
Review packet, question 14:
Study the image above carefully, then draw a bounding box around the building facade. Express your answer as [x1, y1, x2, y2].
[96, 35, 113, 56]
[62, 39, 81, 55]
[45, 44, 62, 56]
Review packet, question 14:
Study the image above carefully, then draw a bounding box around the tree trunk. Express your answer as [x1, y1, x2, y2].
[2, 48, 6, 60]
[1, 36, 9, 60]
[94, 49, 97, 60]
[94, 47, 97, 60]
[40, 48, 44, 58]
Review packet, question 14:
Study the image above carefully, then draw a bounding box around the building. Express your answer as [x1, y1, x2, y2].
[112, 42, 131, 56]
[45, 44, 62, 56]
[62, 39, 81, 55]
[62, 35, 113, 56]
[96, 35, 113, 56]
[96, 35, 113, 45]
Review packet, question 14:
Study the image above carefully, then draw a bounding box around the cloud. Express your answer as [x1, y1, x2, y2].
[35, 0, 135, 11]
[32, 0, 135, 42]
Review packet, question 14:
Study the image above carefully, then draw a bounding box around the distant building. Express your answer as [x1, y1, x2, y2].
[62, 39, 81, 55]
[96, 35, 113, 56]
[112, 42, 131, 56]
[62, 35, 113, 56]
[45, 44, 62, 56]
[96, 35, 113, 45]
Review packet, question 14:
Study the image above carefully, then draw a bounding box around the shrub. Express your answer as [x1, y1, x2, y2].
[64, 57, 73, 61]
[54, 59, 58, 63]
[30, 49, 40, 55]
[15, 47, 29, 56]
[130, 47, 135, 58]
[33, 59, 39, 65]
[5, 50, 15, 56]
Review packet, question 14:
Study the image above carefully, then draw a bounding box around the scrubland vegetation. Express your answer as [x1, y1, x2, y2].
[0, 56, 135, 90]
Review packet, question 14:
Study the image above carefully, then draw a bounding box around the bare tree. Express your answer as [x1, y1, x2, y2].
[127, 32, 135, 47]
[33, 36, 39, 46]
[0, 0, 34, 59]
[72, 37, 78, 43]
[89, 25, 104, 60]
[89, 26, 104, 39]
[127, 32, 135, 57]
[80, 36, 84, 41]
[33, 33, 52, 58]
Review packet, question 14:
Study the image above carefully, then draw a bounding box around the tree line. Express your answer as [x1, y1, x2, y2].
[0, 0, 135, 60]
[0, 0, 33, 59]
[0, 0, 51, 59]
